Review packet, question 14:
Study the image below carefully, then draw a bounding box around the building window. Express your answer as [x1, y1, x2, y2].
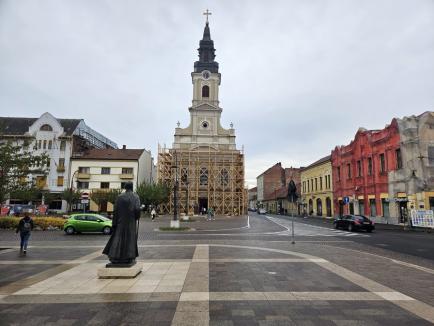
[79, 167, 90, 173]
[307, 180, 310, 192]
[100, 182, 110, 189]
[60, 140, 66, 151]
[357, 160, 362, 177]
[367, 157, 372, 176]
[347, 163, 351, 179]
[122, 167, 133, 174]
[48, 140, 52, 150]
[101, 167, 111, 175]
[57, 176, 64, 187]
[77, 181, 89, 189]
[43, 140, 47, 149]
[220, 168, 229, 186]
[319, 177, 323, 190]
[181, 168, 188, 184]
[202, 85, 210, 98]
[379, 153, 386, 173]
[315, 178, 318, 191]
[428, 146, 434, 166]
[121, 182, 127, 189]
[337, 167, 341, 181]
[40, 124, 53, 131]
[394, 148, 402, 169]
[311, 179, 314, 192]
[200, 167, 208, 186]
[38, 140, 42, 149]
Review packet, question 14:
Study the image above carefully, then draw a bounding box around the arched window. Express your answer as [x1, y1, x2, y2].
[200, 167, 208, 186]
[220, 168, 229, 186]
[202, 85, 210, 98]
[40, 124, 53, 131]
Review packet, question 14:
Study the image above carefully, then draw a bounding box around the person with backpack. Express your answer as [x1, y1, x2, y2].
[16, 210, 34, 255]
[151, 208, 156, 221]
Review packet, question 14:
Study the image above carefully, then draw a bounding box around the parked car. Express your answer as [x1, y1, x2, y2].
[333, 215, 375, 232]
[258, 208, 267, 215]
[64, 213, 112, 235]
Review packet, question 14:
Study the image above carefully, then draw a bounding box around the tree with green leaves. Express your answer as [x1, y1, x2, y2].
[106, 189, 122, 205]
[90, 190, 108, 212]
[136, 182, 169, 211]
[0, 141, 49, 204]
[61, 189, 81, 212]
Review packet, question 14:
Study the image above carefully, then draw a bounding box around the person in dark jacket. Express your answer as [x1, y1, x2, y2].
[16, 211, 34, 255]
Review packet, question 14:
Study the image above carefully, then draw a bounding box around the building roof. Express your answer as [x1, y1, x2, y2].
[0, 117, 81, 136]
[72, 148, 145, 160]
[301, 155, 331, 172]
[248, 187, 257, 193]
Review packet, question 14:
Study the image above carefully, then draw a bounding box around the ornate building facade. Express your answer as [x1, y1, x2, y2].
[158, 20, 245, 216]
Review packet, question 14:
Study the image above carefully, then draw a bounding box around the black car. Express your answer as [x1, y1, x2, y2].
[333, 215, 375, 232]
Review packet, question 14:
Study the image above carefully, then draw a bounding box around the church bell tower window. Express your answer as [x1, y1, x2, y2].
[202, 85, 210, 98]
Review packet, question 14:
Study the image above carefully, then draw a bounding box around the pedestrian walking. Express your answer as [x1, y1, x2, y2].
[206, 208, 212, 221]
[151, 208, 156, 221]
[210, 207, 215, 220]
[16, 210, 34, 255]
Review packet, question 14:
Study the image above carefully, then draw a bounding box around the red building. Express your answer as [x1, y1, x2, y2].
[331, 119, 401, 218]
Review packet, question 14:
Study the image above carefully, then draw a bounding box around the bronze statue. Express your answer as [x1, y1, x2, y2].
[103, 182, 141, 267]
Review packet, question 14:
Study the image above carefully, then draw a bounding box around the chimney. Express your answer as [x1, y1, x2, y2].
[122, 145, 126, 149]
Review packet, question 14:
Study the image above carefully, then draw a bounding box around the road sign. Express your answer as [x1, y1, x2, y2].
[81, 192, 89, 199]
[81, 199, 89, 204]
[343, 196, 350, 205]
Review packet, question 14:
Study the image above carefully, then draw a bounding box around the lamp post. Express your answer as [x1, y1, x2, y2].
[171, 151, 180, 228]
[185, 180, 189, 216]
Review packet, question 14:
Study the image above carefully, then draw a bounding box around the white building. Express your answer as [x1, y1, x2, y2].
[0, 112, 117, 211]
[70, 147, 154, 212]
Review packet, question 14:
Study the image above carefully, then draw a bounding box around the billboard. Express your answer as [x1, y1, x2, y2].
[411, 210, 434, 229]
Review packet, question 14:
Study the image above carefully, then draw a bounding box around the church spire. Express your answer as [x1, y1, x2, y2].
[194, 11, 219, 73]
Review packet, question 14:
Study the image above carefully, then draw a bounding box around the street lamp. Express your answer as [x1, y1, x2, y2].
[170, 151, 180, 228]
[185, 180, 189, 215]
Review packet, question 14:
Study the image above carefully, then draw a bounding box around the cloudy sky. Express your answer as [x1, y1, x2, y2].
[0, 0, 433, 187]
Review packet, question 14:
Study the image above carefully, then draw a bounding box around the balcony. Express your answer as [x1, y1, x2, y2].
[77, 173, 91, 179]
[57, 166, 65, 173]
[119, 173, 134, 179]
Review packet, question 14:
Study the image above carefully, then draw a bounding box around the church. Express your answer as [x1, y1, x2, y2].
[158, 16, 245, 216]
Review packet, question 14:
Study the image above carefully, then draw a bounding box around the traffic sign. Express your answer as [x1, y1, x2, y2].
[81, 192, 89, 199]
[81, 199, 89, 204]
[343, 196, 350, 205]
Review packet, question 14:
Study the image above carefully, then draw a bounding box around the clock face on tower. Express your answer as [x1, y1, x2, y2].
[202, 70, 210, 80]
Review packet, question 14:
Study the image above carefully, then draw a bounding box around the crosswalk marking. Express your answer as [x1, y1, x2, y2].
[265, 216, 370, 237]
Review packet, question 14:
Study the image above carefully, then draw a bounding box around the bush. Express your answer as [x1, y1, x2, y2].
[0, 216, 66, 230]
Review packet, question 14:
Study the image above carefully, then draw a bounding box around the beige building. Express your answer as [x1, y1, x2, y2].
[301, 155, 334, 218]
[388, 111, 434, 223]
[70, 147, 154, 212]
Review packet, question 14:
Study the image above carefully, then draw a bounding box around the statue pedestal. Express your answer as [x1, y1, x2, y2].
[98, 263, 142, 279]
[170, 220, 180, 228]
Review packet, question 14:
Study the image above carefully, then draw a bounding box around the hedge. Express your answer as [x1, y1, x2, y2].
[0, 216, 66, 230]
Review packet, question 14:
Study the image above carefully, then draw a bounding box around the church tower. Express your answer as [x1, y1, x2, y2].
[158, 15, 245, 216]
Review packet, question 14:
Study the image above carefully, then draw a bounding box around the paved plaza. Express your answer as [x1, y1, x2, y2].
[1, 213, 433, 325]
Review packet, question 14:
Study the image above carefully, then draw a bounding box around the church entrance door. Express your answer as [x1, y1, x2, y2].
[199, 198, 208, 214]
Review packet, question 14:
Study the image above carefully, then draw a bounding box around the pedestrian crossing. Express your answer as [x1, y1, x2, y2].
[265, 216, 370, 237]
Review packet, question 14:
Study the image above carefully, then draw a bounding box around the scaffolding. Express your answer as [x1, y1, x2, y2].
[158, 144, 246, 216]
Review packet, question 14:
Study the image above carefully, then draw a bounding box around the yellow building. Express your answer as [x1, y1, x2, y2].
[300, 155, 334, 218]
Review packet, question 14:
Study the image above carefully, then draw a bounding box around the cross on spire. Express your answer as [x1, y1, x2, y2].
[203, 9, 212, 23]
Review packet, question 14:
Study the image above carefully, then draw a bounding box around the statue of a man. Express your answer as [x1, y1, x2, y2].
[103, 182, 141, 267]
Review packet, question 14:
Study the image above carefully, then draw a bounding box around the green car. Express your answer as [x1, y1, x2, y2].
[64, 213, 112, 235]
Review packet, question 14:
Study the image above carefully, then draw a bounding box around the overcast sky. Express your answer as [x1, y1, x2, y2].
[0, 0, 433, 187]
